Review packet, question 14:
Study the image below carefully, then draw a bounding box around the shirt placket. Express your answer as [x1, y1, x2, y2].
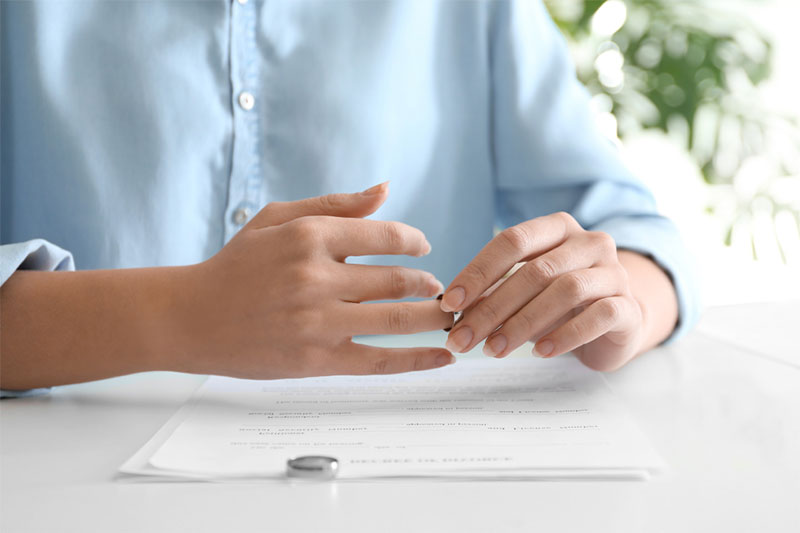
[225, 0, 261, 243]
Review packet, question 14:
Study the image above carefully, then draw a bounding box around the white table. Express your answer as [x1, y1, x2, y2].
[2, 302, 799, 532]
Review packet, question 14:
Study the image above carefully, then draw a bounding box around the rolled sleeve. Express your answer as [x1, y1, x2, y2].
[1, 239, 74, 398]
[590, 214, 701, 343]
[568, 180, 701, 343]
[1, 239, 74, 285]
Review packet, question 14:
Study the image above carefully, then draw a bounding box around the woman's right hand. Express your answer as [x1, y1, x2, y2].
[172, 182, 455, 379]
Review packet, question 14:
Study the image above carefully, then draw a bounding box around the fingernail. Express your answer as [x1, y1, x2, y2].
[483, 334, 507, 358]
[421, 240, 432, 256]
[533, 340, 554, 358]
[440, 287, 465, 312]
[445, 326, 473, 353]
[361, 181, 388, 196]
[435, 353, 456, 367]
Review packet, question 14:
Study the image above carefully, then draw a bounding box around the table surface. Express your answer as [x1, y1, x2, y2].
[2, 302, 799, 533]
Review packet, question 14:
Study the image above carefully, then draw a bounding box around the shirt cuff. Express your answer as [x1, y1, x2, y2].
[0, 388, 53, 399]
[1, 238, 75, 285]
[0, 239, 74, 398]
[590, 215, 702, 344]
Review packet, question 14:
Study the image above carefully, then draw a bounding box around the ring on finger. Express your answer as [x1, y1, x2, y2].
[437, 294, 462, 332]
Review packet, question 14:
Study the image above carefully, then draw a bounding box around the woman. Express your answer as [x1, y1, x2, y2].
[0, 0, 697, 394]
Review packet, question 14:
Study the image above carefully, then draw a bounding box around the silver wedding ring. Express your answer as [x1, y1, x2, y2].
[438, 294, 462, 332]
[286, 455, 339, 480]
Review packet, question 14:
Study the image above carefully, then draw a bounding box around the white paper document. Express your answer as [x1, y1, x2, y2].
[121, 355, 664, 480]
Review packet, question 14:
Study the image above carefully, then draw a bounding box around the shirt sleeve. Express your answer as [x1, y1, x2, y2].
[1, 239, 74, 398]
[489, 0, 701, 342]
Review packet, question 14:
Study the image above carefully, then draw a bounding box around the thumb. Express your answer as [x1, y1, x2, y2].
[247, 181, 389, 229]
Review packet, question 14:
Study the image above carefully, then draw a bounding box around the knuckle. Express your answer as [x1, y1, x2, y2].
[499, 225, 529, 252]
[565, 316, 590, 342]
[553, 211, 577, 228]
[561, 272, 590, 302]
[598, 297, 622, 322]
[382, 222, 406, 250]
[388, 267, 410, 298]
[475, 300, 502, 326]
[464, 260, 491, 285]
[319, 194, 345, 211]
[372, 357, 390, 375]
[387, 303, 414, 332]
[260, 201, 281, 219]
[525, 258, 558, 284]
[511, 310, 536, 336]
[588, 231, 616, 254]
[287, 217, 322, 247]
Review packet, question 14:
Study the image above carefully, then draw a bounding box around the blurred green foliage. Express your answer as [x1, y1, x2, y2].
[545, 0, 800, 261]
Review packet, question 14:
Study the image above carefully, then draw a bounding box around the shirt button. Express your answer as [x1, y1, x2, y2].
[232, 207, 251, 225]
[238, 92, 255, 111]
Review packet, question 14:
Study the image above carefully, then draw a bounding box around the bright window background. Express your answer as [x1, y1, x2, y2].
[550, 0, 800, 307]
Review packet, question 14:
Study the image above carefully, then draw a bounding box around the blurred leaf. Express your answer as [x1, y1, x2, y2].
[544, 0, 800, 262]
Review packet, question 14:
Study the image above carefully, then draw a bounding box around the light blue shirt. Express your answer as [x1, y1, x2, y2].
[1, 0, 700, 395]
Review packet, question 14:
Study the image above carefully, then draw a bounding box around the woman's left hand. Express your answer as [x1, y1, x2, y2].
[439, 211, 663, 371]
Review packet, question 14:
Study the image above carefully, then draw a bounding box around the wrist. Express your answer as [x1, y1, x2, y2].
[138, 264, 205, 374]
[617, 250, 678, 353]
[0, 266, 196, 389]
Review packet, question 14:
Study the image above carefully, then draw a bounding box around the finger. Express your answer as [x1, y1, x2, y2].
[469, 274, 507, 307]
[327, 341, 455, 376]
[455, 276, 505, 316]
[336, 264, 444, 302]
[340, 300, 455, 336]
[532, 296, 638, 368]
[247, 182, 389, 229]
[446, 235, 605, 352]
[443, 277, 504, 332]
[440, 212, 580, 312]
[475, 266, 626, 357]
[528, 311, 575, 346]
[313, 217, 431, 259]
